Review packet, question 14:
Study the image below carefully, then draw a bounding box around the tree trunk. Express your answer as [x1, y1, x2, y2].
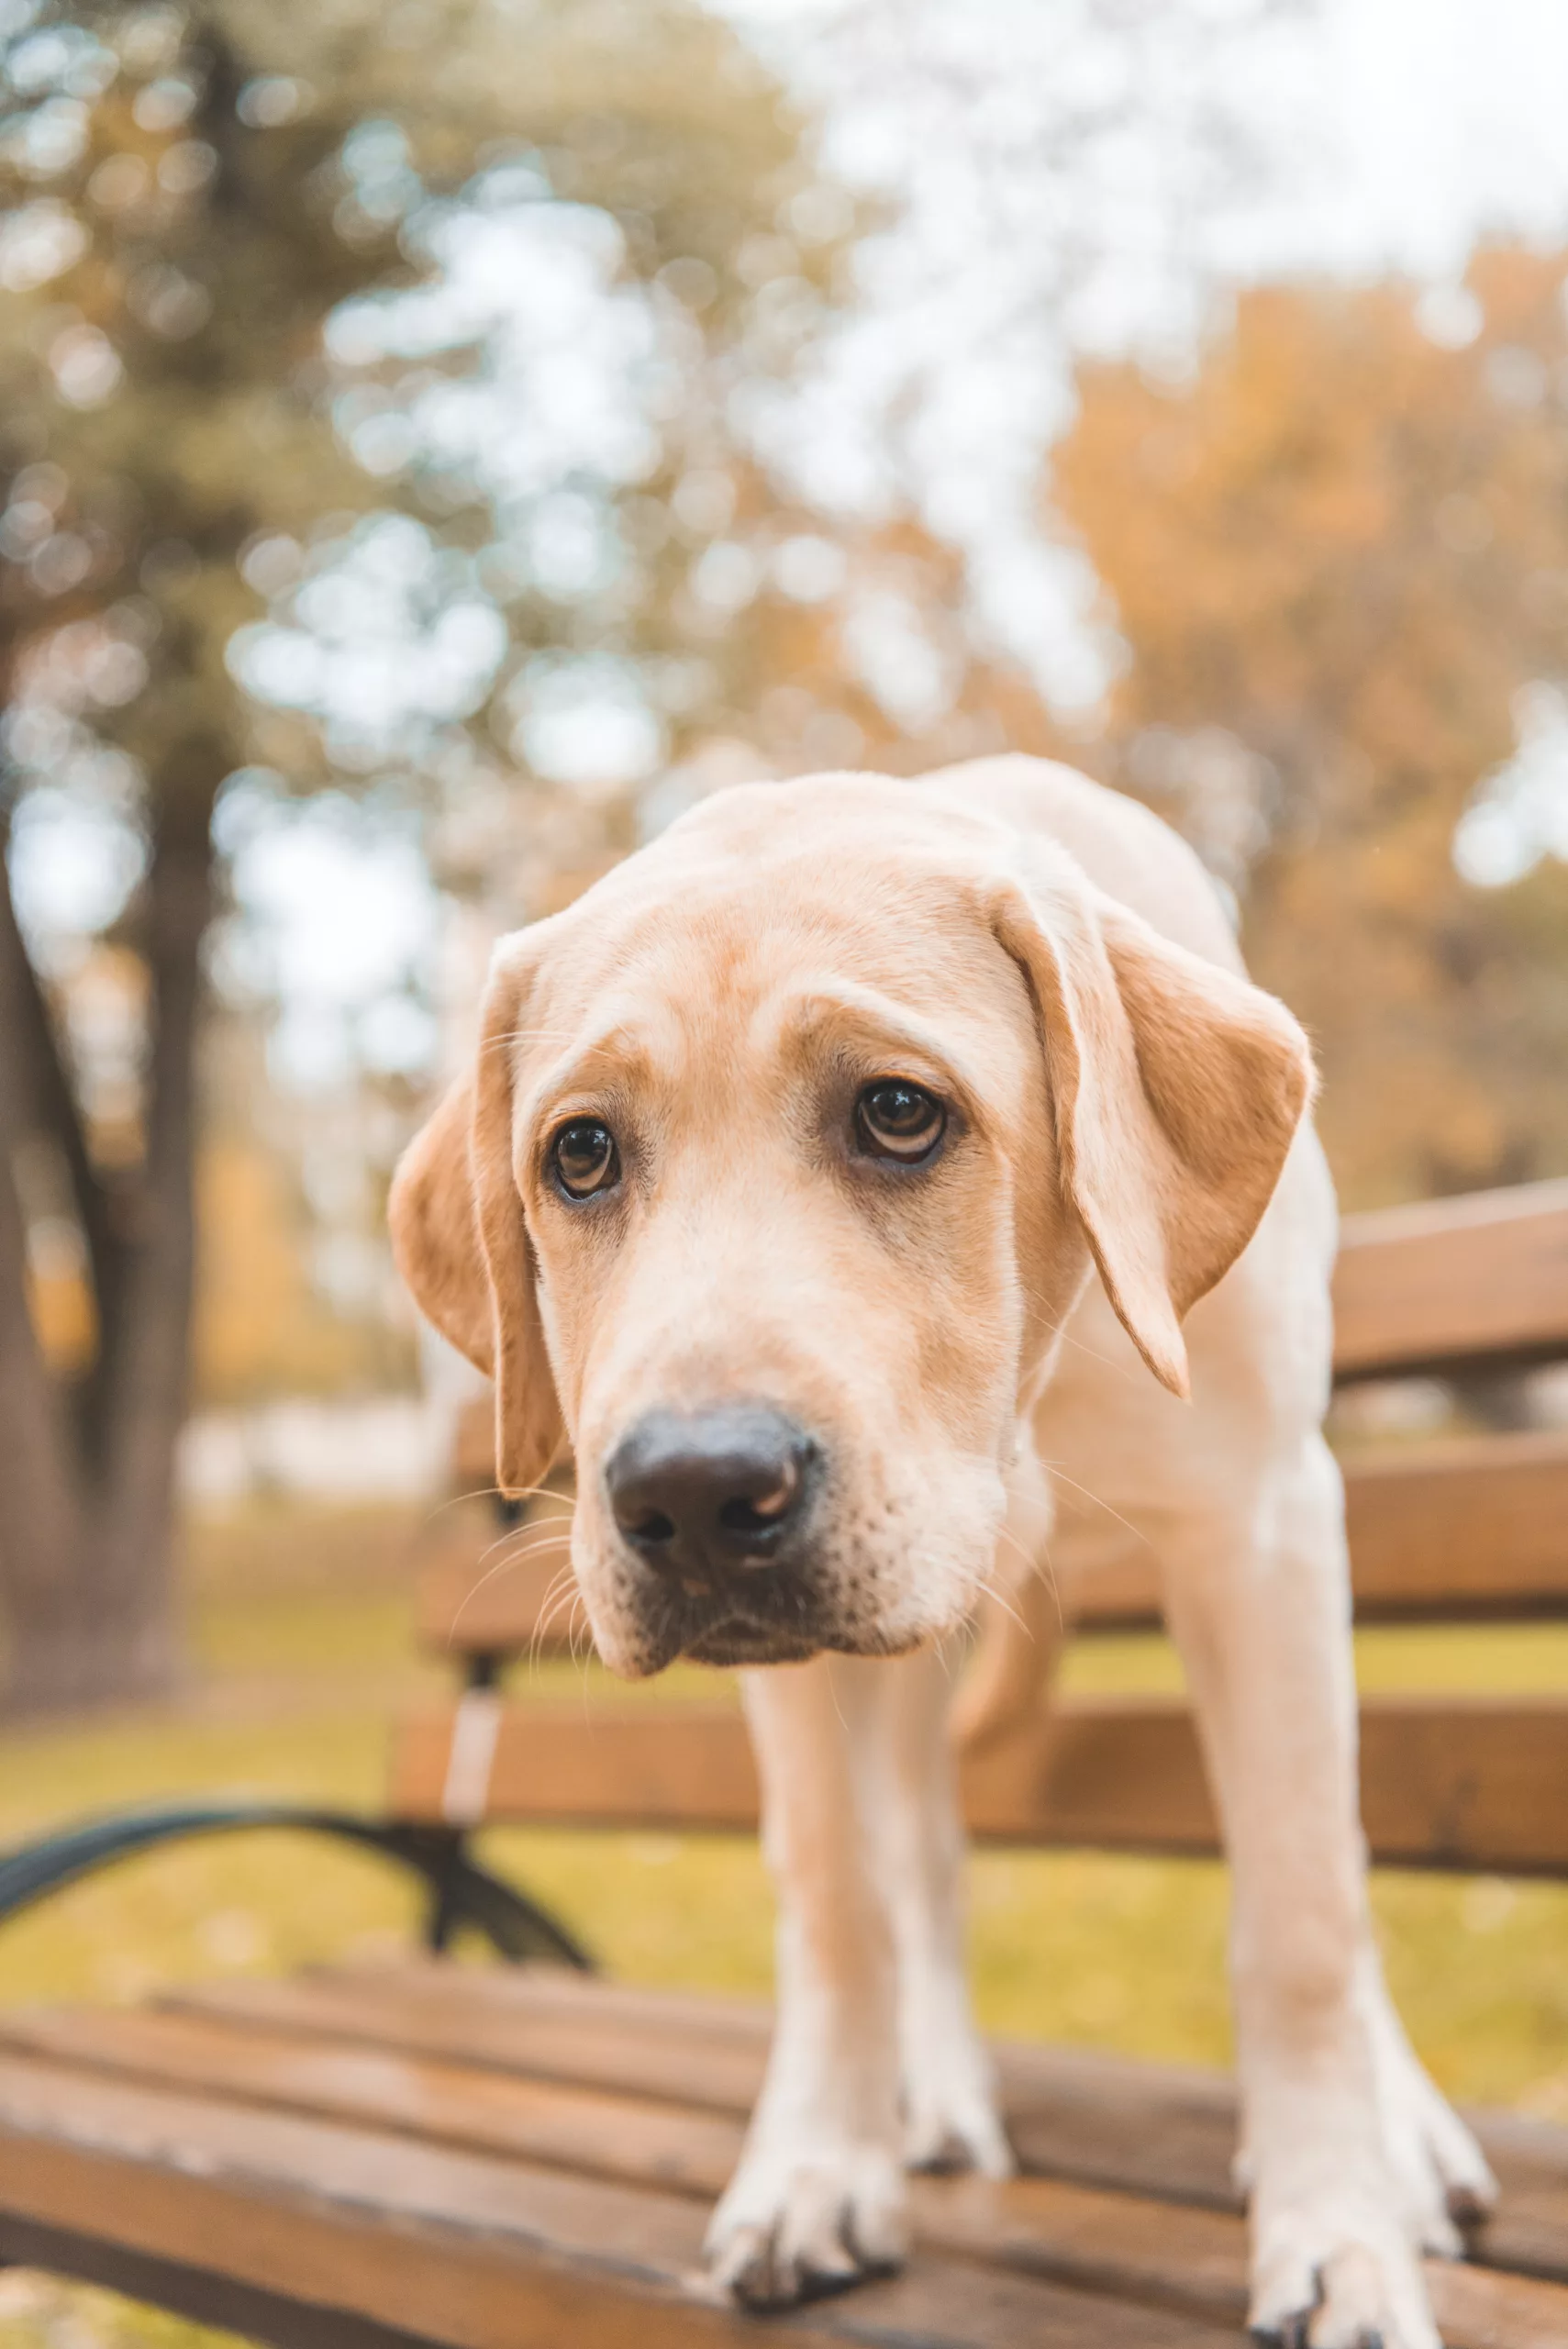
[90, 788, 215, 1699]
[0, 779, 215, 1716]
[0, 1058, 93, 1709]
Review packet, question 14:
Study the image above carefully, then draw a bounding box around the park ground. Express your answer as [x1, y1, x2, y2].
[1, 1500, 1566, 2344]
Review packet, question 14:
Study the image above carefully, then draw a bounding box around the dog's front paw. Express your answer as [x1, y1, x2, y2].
[903, 2032, 1014, 2177]
[1370, 2020, 1497, 2254]
[704, 2138, 906, 2310]
[1250, 2208, 1440, 2349]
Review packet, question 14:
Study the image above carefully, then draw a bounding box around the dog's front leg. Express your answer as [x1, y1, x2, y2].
[1162, 1431, 1490, 2349]
[705, 1654, 906, 2308]
[856, 1644, 1013, 2177]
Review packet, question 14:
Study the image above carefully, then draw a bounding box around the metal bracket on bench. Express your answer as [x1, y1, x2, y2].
[0, 1802, 592, 1970]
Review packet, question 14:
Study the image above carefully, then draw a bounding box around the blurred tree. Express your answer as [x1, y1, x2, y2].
[0, 0, 407, 1709]
[0, 0, 829, 1710]
[1056, 249, 1568, 1208]
[194, 1012, 418, 1408]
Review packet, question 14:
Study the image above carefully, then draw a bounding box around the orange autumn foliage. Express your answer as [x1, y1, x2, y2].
[1058, 249, 1568, 1207]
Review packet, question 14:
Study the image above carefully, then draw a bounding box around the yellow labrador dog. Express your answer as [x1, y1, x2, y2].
[391, 756, 1494, 2348]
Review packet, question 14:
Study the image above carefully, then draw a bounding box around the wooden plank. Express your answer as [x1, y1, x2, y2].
[169, 1966, 1568, 2288]
[163, 1965, 1255, 2211]
[0, 2002, 745, 2198]
[0, 2215, 439, 2349]
[391, 1707, 757, 1835]
[170, 1965, 772, 2119]
[1066, 1431, 1568, 1628]
[0, 2047, 1240, 2349]
[387, 1693, 1568, 1875]
[1342, 1431, 1568, 1617]
[962, 1697, 1568, 1878]
[1333, 1178, 1568, 1383]
[7, 2005, 1565, 2346]
[0, 2053, 814, 2349]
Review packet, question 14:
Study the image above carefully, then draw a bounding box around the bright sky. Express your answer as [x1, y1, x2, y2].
[1302, 0, 1568, 280]
[16, 0, 1568, 1070]
[725, 0, 1568, 287]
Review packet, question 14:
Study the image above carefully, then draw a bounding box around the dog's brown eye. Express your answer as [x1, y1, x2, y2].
[855, 1079, 946, 1163]
[551, 1119, 619, 1199]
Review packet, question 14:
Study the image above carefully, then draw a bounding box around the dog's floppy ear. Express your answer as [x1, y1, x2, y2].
[992, 858, 1315, 1399]
[389, 936, 566, 1497]
[387, 1075, 495, 1375]
[469, 939, 567, 1496]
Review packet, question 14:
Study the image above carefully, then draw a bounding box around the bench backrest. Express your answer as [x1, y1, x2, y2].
[396, 1177, 1568, 1876]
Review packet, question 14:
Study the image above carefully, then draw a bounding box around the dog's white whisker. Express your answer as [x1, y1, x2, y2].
[446, 1531, 573, 1649]
[1036, 1463, 1154, 1551]
[526, 1560, 583, 1675]
[417, 1484, 510, 1529]
[1011, 1275, 1144, 1386]
[470, 1513, 572, 1574]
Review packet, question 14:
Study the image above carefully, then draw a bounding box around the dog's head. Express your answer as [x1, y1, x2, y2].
[391, 775, 1311, 1675]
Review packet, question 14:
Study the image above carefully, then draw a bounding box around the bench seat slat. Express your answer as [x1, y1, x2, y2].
[164, 1968, 1249, 2208]
[161, 1965, 1568, 2287]
[0, 2045, 1261, 2349]
[0, 2003, 745, 2199]
[0, 2004, 1253, 2326]
[2, 1985, 1564, 2346]
[388, 1695, 1568, 1876]
[0, 2051, 765, 2349]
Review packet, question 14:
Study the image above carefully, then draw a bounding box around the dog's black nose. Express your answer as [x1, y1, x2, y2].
[605, 1407, 817, 1589]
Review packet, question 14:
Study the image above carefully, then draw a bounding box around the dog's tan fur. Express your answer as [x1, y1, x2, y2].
[392, 757, 1492, 2345]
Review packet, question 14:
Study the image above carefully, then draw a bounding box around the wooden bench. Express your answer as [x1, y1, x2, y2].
[3, 1177, 1568, 2346]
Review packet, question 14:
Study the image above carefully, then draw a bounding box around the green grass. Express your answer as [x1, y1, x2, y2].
[2, 1500, 1566, 2344]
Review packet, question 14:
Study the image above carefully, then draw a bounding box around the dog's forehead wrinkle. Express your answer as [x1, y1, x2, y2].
[513, 978, 695, 1120]
[528, 873, 1040, 1116]
[758, 976, 1001, 1096]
